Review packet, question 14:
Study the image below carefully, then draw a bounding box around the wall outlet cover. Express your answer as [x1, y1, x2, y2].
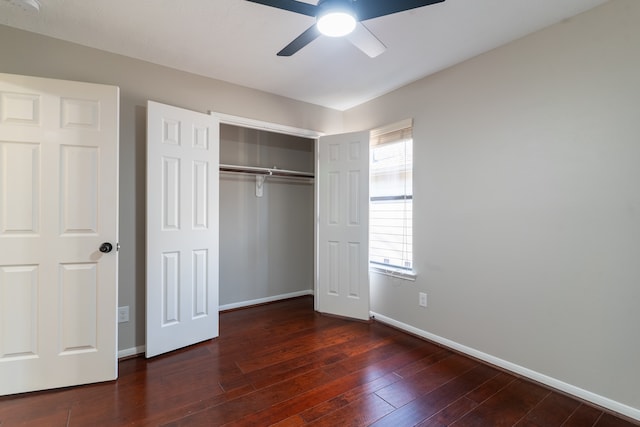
[419, 292, 427, 308]
[118, 306, 130, 323]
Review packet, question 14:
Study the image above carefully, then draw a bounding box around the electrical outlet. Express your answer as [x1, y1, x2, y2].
[118, 306, 129, 323]
[419, 292, 427, 308]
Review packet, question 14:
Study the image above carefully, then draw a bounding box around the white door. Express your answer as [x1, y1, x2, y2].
[146, 101, 219, 358]
[0, 73, 119, 395]
[317, 131, 370, 320]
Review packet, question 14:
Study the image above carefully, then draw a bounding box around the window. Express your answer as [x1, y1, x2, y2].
[369, 119, 414, 277]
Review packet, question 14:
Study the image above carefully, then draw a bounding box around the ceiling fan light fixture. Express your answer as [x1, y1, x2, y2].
[317, 11, 356, 37]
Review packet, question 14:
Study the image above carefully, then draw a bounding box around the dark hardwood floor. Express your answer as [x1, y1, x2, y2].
[0, 296, 637, 426]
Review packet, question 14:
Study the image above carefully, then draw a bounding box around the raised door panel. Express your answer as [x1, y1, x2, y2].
[60, 145, 99, 234]
[59, 263, 98, 354]
[0, 265, 38, 359]
[0, 142, 40, 235]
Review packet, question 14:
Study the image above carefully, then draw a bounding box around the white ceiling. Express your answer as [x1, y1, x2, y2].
[0, 0, 608, 110]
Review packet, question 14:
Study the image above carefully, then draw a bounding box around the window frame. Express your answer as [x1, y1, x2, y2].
[369, 119, 416, 281]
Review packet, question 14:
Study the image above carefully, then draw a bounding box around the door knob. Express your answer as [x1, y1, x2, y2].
[99, 242, 113, 253]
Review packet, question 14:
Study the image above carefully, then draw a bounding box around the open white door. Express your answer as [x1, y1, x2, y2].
[146, 101, 219, 358]
[0, 73, 119, 395]
[317, 131, 370, 320]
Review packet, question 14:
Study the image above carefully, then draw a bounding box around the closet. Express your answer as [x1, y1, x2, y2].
[146, 104, 370, 357]
[218, 124, 316, 309]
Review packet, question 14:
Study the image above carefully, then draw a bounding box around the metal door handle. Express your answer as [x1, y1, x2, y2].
[99, 242, 113, 253]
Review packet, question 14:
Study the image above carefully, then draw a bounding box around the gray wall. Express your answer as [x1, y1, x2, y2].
[0, 24, 343, 354]
[219, 125, 314, 306]
[345, 0, 640, 413]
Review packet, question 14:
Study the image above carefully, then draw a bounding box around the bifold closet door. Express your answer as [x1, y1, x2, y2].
[146, 101, 219, 358]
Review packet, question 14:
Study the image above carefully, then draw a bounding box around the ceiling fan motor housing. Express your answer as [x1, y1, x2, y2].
[246, 0, 445, 56]
[317, 0, 358, 17]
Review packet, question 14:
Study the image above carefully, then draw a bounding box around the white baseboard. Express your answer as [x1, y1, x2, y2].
[219, 289, 314, 311]
[116, 291, 314, 359]
[370, 311, 640, 422]
[118, 345, 145, 359]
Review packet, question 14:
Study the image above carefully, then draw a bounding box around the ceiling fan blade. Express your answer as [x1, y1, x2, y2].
[245, 0, 317, 17]
[354, 0, 445, 22]
[346, 22, 386, 58]
[277, 25, 322, 56]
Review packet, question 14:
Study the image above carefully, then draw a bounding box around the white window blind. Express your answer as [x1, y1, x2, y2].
[369, 119, 413, 272]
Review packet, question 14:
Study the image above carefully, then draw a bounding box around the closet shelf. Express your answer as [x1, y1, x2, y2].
[219, 163, 314, 179]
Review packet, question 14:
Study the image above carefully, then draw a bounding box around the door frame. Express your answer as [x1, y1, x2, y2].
[212, 114, 375, 321]
[210, 113, 325, 311]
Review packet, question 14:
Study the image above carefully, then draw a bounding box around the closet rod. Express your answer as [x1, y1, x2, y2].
[219, 163, 314, 179]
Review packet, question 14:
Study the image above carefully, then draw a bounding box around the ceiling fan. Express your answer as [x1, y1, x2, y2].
[246, 0, 445, 57]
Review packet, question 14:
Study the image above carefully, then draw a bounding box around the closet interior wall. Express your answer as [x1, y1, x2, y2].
[219, 124, 315, 307]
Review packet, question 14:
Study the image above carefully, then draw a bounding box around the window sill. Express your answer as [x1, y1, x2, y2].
[369, 265, 416, 281]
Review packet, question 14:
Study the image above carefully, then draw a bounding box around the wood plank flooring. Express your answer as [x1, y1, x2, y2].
[0, 296, 637, 426]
